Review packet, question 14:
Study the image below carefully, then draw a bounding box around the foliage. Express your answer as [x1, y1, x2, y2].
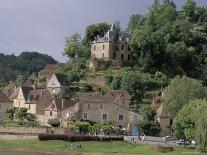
[75, 121, 91, 134]
[15, 108, 28, 120]
[173, 99, 207, 152]
[111, 21, 121, 59]
[127, 14, 144, 34]
[138, 105, 160, 136]
[56, 58, 87, 82]
[0, 52, 57, 84]
[48, 118, 60, 127]
[106, 70, 168, 107]
[129, 0, 207, 79]
[163, 76, 207, 118]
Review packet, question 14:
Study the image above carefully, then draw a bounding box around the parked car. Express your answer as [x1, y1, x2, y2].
[176, 140, 190, 146]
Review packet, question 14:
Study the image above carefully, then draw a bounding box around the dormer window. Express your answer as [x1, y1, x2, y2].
[52, 80, 55, 85]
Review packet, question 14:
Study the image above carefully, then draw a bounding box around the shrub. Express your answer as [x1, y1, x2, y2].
[38, 134, 124, 142]
[48, 118, 60, 127]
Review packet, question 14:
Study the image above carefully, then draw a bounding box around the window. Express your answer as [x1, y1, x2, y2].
[119, 114, 124, 121]
[128, 54, 131, 61]
[103, 114, 108, 121]
[121, 54, 124, 60]
[121, 44, 124, 50]
[52, 80, 55, 85]
[103, 53, 104, 58]
[50, 111, 52, 116]
[170, 119, 173, 126]
[103, 44, 105, 50]
[88, 104, 90, 109]
[83, 113, 88, 119]
[28, 104, 30, 110]
[52, 88, 56, 94]
[100, 104, 103, 109]
[94, 45, 96, 51]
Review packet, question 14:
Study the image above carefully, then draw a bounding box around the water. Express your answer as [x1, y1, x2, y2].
[1, 152, 54, 155]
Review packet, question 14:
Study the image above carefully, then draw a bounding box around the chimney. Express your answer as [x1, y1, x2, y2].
[62, 99, 64, 110]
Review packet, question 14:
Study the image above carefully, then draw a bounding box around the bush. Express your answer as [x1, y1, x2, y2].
[48, 118, 60, 127]
[38, 134, 124, 142]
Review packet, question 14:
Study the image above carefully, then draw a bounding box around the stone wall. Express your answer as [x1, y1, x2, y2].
[0, 127, 47, 135]
[0, 134, 37, 140]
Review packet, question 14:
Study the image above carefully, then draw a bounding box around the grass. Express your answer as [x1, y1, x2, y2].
[0, 140, 206, 155]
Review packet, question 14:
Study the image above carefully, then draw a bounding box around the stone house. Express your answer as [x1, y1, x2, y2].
[152, 95, 172, 136]
[11, 86, 34, 109]
[47, 73, 70, 98]
[61, 90, 140, 129]
[44, 98, 76, 117]
[0, 90, 12, 120]
[156, 104, 173, 136]
[91, 24, 131, 62]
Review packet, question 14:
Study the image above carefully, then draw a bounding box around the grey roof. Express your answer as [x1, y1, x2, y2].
[0, 90, 11, 102]
[92, 24, 129, 44]
[55, 73, 70, 86]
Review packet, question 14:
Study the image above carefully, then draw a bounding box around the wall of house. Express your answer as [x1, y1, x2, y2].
[13, 88, 25, 109]
[91, 42, 111, 59]
[91, 42, 130, 62]
[80, 102, 129, 128]
[158, 117, 171, 136]
[0, 101, 12, 120]
[44, 110, 60, 117]
[25, 104, 37, 114]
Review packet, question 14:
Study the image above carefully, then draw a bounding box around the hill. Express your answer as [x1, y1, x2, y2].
[0, 51, 57, 87]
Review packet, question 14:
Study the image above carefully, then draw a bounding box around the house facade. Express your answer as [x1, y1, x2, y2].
[47, 73, 70, 98]
[61, 91, 140, 129]
[91, 24, 131, 62]
[0, 90, 12, 120]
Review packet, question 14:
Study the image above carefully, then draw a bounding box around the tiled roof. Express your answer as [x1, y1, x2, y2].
[0, 90, 11, 102]
[45, 98, 77, 112]
[3, 82, 17, 97]
[21, 86, 34, 100]
[107, 90, 130, 100]
[54, 73, 70, 86]
[39, 64, 64, 80]
[26, 89, 45, 104]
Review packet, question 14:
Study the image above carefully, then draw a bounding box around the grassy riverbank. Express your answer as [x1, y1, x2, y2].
[0, 140, 206, 155]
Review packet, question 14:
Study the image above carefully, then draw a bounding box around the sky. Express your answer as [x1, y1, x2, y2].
[0, 0, 206, 62]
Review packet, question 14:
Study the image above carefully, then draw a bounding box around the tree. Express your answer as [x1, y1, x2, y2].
[76, 121, 91, 134]
[138, 105, 161, 136]
[127, 14, 144, 34]
[182, 0, 197, 22]
[83, 23, 110, 58]
[111, 21, 121, 59]
[64, 33, 82, 58]
[173, 99, 207, 152]
[195, 106, 207, 152]
[48, 118, 60, 127]
[163, 76, 207, 118]
[15, 108, 28, 120]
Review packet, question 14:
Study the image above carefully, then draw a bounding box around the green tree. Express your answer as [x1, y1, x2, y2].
[163, 76, 207, 118]
[64, 33, 82, 58]
[127, 14, 144, 34]
[76, 121, 92, 134]
[111, 21, 121, 59]
[173, 99, 207, 152]
[15, 108, 28, 120]
[48, 118, 60, 127]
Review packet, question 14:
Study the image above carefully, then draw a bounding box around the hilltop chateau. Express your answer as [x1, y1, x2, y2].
[91, 24, 131, 62]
